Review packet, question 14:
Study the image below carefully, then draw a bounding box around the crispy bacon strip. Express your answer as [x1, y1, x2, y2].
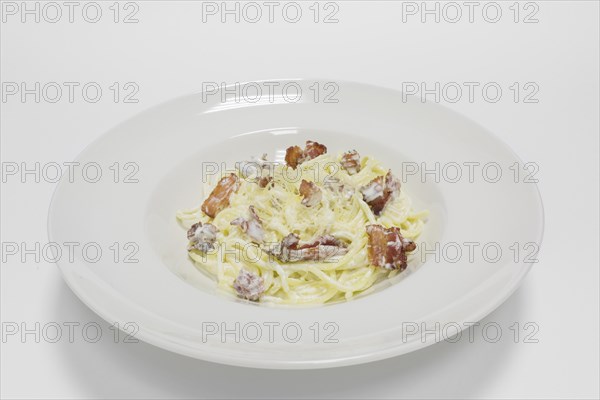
[230, 206, 266, 243]
[366, 224, 416, 271]
[299, 179, 322, 207]
[360, 170, 401, 215]
[341, 150, 361, 175]
[270, 233, 348, 262]
[201, 173, 240, 218]
[284, 140, 327, 169]
[187, 222, 218, 253]
[233, 269, 264, 301]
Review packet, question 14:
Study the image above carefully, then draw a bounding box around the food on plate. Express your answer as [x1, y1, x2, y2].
[177, 140, 427, 304]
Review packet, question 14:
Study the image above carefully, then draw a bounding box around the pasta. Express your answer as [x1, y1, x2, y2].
[177, 143, 427, 305]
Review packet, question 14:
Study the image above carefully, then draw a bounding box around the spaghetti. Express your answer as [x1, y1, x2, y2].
[177, 143, 426, 305]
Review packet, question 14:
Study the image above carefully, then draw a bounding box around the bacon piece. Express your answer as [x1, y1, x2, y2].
[341, 150, 361, 175]
[299, 179, 322, 207]
[233, 269, 264, 301]
[361, 176, 385, 213]
[187, 222, 218, 253]
[284, 140, 327, 169]
[270, 233, 348, 263]
[201, 173, 240, 218]
[360, 170, 401, 215]
[257, 176, 273, 188]
[230, 206, 266, 243]
[366, 224, 416, 271]
[385, 169, 401, 193]
[304, 141, 327, 160]
[284, 146, 305, 169]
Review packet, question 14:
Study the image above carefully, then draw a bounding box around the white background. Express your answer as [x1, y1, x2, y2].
[1, 1, 599, 398]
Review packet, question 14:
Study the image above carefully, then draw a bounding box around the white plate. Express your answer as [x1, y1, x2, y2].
[48, 79, 544, 369]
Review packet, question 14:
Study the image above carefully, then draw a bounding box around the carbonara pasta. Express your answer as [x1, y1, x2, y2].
[176, 141, 427, 305]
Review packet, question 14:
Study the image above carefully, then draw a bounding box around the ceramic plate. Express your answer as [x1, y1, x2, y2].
[48, 79, 544, 369]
